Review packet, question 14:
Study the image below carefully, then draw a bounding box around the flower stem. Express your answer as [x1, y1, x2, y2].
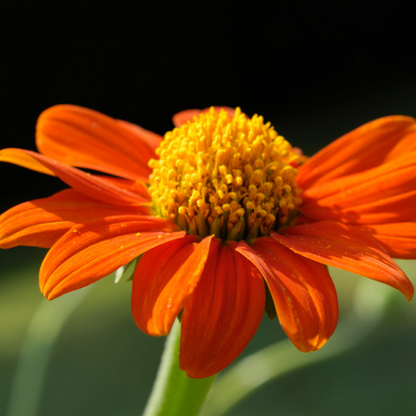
[143, 319, 216, 416]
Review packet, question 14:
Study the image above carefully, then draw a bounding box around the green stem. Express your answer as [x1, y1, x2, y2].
[143, 319, 216, 416]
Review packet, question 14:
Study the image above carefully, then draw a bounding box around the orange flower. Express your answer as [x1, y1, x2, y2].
[1, 105, 415, 378]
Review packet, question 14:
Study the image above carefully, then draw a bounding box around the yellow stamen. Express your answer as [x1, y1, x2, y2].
[148, 107, 303, 241]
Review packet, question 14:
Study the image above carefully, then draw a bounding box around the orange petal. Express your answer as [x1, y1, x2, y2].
[384, 124, 416, 161]
[0, 149, 146, 206]
[357, 222, 416, 259]
[298, 116, 415, 188]
[36, 105, 162, 180]
[96, 176, 152, 201]
[131, 235, 214, 337]
[272, 221, 414, 300]
[40, 216, 182, 299]
[0, 189, 150, 249]
[172, 109, 202, 127]
[115, 119, 163, 155]
[236, 238, 338, 352]
[179, 242, 265, 378]
[0, 148, 55, 175]
[301, 189, 416, 224]
[302, 152, 416, 200]
[301, 152, 416, 224]
[172, 106, 236, 127]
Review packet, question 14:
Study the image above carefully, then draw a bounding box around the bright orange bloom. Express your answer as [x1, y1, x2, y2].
[1, 105, 415, 378]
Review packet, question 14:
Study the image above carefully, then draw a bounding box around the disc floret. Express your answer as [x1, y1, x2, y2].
[148, 107, 303, 241]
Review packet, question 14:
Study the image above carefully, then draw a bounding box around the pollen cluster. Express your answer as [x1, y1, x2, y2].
[148, 107, 303, 241]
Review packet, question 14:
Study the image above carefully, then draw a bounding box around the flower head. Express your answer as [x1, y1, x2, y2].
[1, 105, 415, 378]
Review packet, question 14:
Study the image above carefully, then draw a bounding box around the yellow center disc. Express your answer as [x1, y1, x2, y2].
[148, 107, 303, 241]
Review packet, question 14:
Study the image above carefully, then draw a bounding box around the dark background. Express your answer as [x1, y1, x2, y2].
[1, 2, 416, 416]
[1, 1, 415, 212]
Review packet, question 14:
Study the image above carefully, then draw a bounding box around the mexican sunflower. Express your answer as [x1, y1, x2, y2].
[1, 105, 415, 378]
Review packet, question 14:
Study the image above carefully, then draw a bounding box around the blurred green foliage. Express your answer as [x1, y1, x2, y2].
[1, 247, 416, 416]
